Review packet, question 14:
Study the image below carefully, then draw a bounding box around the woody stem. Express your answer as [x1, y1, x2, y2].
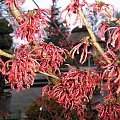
[39, 71, 61, 85]
[79, 8, 111, 64]
[0, 49, 13, 58]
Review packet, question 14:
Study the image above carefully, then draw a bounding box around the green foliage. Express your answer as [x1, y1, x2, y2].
[0, 18, 13, 50]
[0, 18, 13, 34]
[0, 18, 13, 96]
[0, 35, 12, 50]
[44, 2, 69, 47]
[0, 74, 4, 95]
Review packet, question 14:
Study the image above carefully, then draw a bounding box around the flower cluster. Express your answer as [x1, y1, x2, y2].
[96, 94, 120, 120]
[96, 23, 120, 50]
[3, 45, 39, 91]
[70, 36, 91, 64]
[32, 42, 67, 74]
[42, 68, 101, 119]
[96, 22, 109, 41]
[97, 53, 120, 95]
[95, 23, 120, 95]
[108, 26, 120, 51]
[90, 1, 114, 17]
[15, 9, 50, 43]
[2, 0, 120, 119]
[0, 41, 67, 91]
[60, 0, 88, 27]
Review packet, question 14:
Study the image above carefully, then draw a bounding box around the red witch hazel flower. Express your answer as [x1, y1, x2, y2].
[108, 26, 120, 51]
[70, 36, 91, 64]
[90, 0, 114, 17]
[96, 93, 120, 120]
[15, 8, 50, 42]
[96, 24, 120, 51]
[42, 68, 101, 119]
[4, 44, 39, 91]
[95, 47, 120, 95]
[32, 41, 68, 74]
[96, 22, 109, 41]
[60, 0, 88, 27]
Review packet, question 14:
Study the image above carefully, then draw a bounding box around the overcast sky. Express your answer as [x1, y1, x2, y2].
[13, 0, 120, 46]
[21, 0, 120, 11]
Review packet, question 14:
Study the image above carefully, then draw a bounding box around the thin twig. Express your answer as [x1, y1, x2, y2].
[32, 0, 40, 8]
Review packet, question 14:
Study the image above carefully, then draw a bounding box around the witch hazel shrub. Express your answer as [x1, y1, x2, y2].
[0, 0, 119, 119]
